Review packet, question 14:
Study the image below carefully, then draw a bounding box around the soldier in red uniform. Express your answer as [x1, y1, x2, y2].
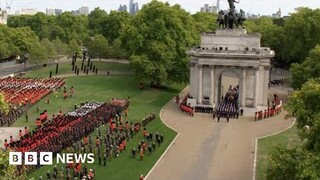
[63, 91, 67, 100]
[140, 174, 144, 180]
[18, 130, 23, 139]
[3, 139, 8, 149]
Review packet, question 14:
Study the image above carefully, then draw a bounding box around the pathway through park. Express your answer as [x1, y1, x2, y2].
[146, 87, 294, 180]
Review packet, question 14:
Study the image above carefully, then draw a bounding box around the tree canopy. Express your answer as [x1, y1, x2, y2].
[122, 0, 198, 85]
[192, 12, 218, 33]
[244, 8, 320, 67]
[267, 45, 320, 178]
[289, 45, 320, 89]
[282, 8, 320, 64]
[87, 34, 109, 59]
[266, 78, 320, 179]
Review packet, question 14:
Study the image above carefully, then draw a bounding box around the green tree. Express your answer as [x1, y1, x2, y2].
[108, 38, 128, 58]
[0, 26, 39, 60]
[8, 12, 90, 43]
[192, 12, 218, 33]
[29, 42, 48, 64]
[282, 8, 320, 64]
[88, 7, 108, 35]
[87, 34, 109, 60]
[245, 17, 285, 67]
[0, 150, 16, 178]
[56, 12, 89, 43]
[10, 27, 39, 56]
[68, 39, 81, 56]
[52, 38, 69, 60]
[267, 147, 320, 180]
[101, 11, 130, 43]
[286, 79, 320, 151]
[0, 42, 11, 60]
[289, 45, 320, 89]
[267, 78, 320, 179]
[122, 0, 198, 85]
[40, 38, 57, 62]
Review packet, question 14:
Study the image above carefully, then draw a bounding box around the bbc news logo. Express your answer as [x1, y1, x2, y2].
[9, 152, 94, 165]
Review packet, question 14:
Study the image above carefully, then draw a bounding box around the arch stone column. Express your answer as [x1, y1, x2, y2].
[253, 67, 259, 107]
[210, 65, 215, 105]
[263, 66, 271, 106]
[197, 65, 203, 104]
[241, 67, 247, 107]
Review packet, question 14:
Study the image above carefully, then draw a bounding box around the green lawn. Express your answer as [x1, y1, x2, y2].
[256, 124, 301, 180]
[9, 62, 185, 180]
[26, 61, 132, 78]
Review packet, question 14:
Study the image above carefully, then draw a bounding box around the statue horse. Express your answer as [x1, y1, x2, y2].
[235, 9, 246, 29]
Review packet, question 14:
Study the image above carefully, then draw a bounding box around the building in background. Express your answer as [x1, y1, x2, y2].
[46, 8, 55, 15]
[79, 6, 89, 15]
[118, 4, 128, 12]
[21, 8, 37, 15]
[129, 0, 134, 14]
[129, 0, 139, 15]
[200, 3, 218, 14]
[55, 9, 63, 15]
[0, 8, 8, 24]
[272, 8, 281, 18]
[247, 12, 260, 19]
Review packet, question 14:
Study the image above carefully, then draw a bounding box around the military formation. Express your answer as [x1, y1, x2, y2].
[215, 85, 240, 122]
[1, 93, 162, 180]
[0, 77, 65, 126]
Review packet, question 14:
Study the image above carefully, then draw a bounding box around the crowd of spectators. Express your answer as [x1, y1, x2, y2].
[0, 77, 64, 126]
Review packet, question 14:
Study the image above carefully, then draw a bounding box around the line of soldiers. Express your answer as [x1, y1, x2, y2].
[269, 79, 286, 86]
[194, 106, 213, 114]
[141, 113, 156, 127]
[0, 77, 64, 126]
[180, 104, 194, 116]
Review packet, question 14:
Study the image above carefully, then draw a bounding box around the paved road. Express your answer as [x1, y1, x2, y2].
[146, 88, 294, 180]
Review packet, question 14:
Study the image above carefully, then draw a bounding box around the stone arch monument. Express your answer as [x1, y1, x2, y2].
[187, 29, 274, 113]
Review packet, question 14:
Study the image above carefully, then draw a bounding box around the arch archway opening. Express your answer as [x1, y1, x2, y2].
[216, 70, 240, 118]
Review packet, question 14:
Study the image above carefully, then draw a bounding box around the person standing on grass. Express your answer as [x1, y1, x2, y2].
[69, 86, 74, 97]
[25, 112, 28, 122]
[132, 147, 136, 158]
[63, 90, 67, 100]
[140, 148, 144, 160]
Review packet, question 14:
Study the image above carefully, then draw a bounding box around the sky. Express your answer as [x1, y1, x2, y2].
[1, 0, 320, 16]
